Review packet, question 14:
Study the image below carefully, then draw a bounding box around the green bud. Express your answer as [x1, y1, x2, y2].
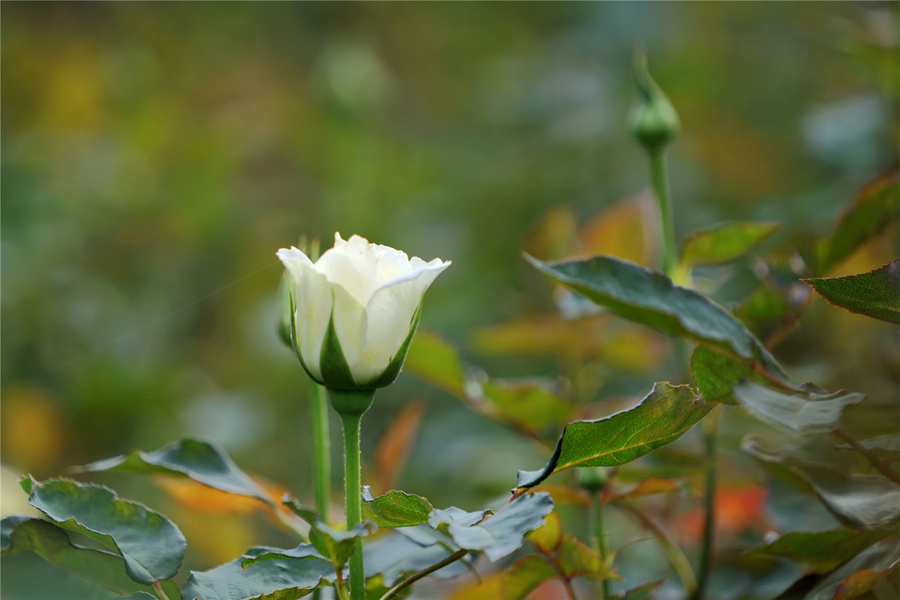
[629, 52, 680, 153]
[578, 467, 608, 493]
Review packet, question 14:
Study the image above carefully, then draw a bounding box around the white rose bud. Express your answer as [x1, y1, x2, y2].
[277, 233, 450, 391]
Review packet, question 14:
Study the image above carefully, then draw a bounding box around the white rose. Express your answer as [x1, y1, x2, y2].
[277, 233, 450, 390]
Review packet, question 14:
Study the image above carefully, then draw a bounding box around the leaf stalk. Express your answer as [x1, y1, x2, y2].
[378, 548, 468, 600]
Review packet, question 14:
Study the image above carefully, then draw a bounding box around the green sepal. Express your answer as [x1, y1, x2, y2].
[277, 273, 294, 350]
[319, 308, 358, 391]
[363, 304, 422, 389]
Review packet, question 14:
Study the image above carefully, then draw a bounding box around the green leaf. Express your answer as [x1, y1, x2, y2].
[112, 593, 158, 600]
[428, 492, 554, 561]
[73, 437, 273, 506]
[732, 381, 865, 435]
[679, 221, 779, 267]
[363, 530, 471, 586]
[611, 580, 665, 600]
[813, 172, 900, 275]
[557, 533, 621, 581]
[751, 527, 897, 565]
[361, 489, 433, 528]
[480, 378, 574, 434]
[804, 259, 900, 325]
[245, 522, 375, 571]
[524, 254, 791, 384]
[803, 537, 900, 600]
[404, 330, 465, 398]
[20, 478, 185, 585]
[517, 383, 710, 489]
[501, 555, 559, 600]
[1, 516, 171, 598]
[837, 434, 900, 459]
[182, 556, 333, 600]
[406, 330, 573, 435]
[690, 346, 767, 405]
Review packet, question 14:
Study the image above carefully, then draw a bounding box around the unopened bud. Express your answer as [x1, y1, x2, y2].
[629, 51, 680, 153]
[578, 467, 608, 493]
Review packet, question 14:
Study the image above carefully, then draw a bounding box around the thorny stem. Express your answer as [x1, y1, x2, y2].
[617, 501, 696, 596]
[378, 549, 469, 600]
[693, 408, 720, 600]
[835, 428, 900, 486]
[152, 581, 171, 600]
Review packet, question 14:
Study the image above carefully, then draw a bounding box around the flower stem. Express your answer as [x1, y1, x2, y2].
[310, 382, 332, 519]
[692, 407, 720, 600]
[649, 148, 676, 277]
[328, 389, 376, 600]
[591, 492, 612, 600]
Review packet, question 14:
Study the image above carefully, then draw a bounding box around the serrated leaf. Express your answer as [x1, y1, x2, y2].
[73, 438, 273, 506]
[428, 493, 553, 561]
[804, 259, 900, 325]
[752, 527, 897, 564]
[803, 537, 900, 600]
[612, 580, 665, 600]
[517, 383, 710, 489]
[526, 510, 562, 554]
[1, 516, 173, 598]
[814, 172, 900, 275]
[501, 555, 559, 600]
[691, 346, 768, 405]
[361, 489, 433, 528]
[679, 221, 779, 267]
[557, 533, 621, 581]
[524, 254, 791, 384]
[245, 521, 374, 571]
[363, 530, 471, 587]
[182, 556, 333, 600]
[837, 434, 900, 459]
[20, 478, 185, 585]
[732, 381, 865, 435]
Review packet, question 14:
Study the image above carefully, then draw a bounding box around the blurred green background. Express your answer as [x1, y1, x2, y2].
[2, 2, 898, 599]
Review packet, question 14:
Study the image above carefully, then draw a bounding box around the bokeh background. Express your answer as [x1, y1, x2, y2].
[2, 3, 898, 599]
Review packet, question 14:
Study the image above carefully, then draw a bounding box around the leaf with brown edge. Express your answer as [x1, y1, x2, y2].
[804, 537, 900, 600]
[606, 477, 699, 501]
[557, 534, 622, 581]
[517, 383, 710, 489]
[501, 555, 560, 600]
[804, 259, 900, 325]
[527, 510, 563, 554]
[813, 172, 900, 275]
[375, 401, 427, 493]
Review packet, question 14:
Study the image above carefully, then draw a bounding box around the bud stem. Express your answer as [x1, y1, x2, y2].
[649, 148, 676, 277]
[329, 389, 376, 600]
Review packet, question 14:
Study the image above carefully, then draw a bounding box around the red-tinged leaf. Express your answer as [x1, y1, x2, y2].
[501, 555, 560, 600]
[804, 537, 900, 600]
[804, 259, 900, 325]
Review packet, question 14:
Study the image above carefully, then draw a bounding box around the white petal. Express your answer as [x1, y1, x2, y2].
[315, 234, 381, 304]
[350, 259, 451, 383]
[277, 247, 367, 381]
